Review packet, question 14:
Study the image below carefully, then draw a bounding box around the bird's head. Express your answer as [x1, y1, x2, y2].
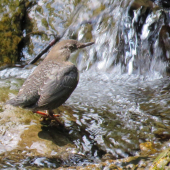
[46, 39, 94, 61]
[60, 39, 94, 53]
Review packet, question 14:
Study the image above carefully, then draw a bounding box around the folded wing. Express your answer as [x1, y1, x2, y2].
[37, 64, 78, 108]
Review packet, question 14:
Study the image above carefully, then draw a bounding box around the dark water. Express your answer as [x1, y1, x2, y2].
[1, 0, 170, 169]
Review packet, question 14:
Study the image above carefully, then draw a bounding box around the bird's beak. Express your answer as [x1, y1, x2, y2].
[77, 41, 94, 49]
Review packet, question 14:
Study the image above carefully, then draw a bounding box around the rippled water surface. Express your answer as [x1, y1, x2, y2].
[67, 71, 170, 157]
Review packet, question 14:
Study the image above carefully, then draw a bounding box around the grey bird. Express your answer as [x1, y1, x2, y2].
[7, 39, 94, 122]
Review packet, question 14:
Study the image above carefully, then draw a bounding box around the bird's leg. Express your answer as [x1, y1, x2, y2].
[33, 110, 48, 122]
[48, 110, 63, 126]
[33, 110, 63, 125]
[34, 110, 48, 117]
[33, 110, 60, 117]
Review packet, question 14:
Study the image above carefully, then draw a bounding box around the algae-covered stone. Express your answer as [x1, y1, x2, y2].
[0, 0, 34, 66]
[140, 142, 157, 155]
[149, 148, 170, 170]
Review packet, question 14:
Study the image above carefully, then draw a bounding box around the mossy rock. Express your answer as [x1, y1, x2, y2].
[0, 0, 35, 66]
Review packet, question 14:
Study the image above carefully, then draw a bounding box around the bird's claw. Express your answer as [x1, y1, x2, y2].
[33, 110, 62, 125]
[40, 115, 61, 126]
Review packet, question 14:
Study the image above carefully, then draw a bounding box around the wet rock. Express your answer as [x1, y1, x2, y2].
[0, 104, 89, 169]
[0, 104, 39, 154]
[153, 128, 170, 139]
[149, 148, 170, 170]
[56, 156, 154, 170]
[0, 84, 84, 168]
[140, 142, 157, 155]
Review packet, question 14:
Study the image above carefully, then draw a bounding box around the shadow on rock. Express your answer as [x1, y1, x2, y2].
[38, 125, 72, 147]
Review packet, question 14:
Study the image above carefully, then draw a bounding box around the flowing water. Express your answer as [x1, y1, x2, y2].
[1, 0, 170, 169]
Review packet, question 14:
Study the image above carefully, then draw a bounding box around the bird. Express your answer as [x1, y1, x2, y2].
[6, 39, 94, 123]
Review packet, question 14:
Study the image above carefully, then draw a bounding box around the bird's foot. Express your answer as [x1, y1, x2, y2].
[34, 110, 60, 118]
[33, 110, 63, 126]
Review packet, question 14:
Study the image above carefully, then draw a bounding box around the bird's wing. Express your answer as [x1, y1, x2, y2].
[7, 61, 58, 108]
[37, 64, 78, 107]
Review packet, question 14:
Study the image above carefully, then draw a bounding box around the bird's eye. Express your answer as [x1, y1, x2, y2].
[69, 45, 75, 50]
[70, 45, 74, 48]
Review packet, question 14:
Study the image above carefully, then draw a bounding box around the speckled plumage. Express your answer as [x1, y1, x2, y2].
[7, 39, 94, 114]
[8, 60, 78, 110]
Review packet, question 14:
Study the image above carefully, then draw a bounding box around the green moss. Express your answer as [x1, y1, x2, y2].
[0, 106, 4, 112]
[41, 18, 49, 28]
[0, 87, 13, 102]
[93, 4, 106, 16]
[14, 107, 40, 124]
[46, 3, 55, 15]
[149, 148, 170, 170]
[0, 0, 31, 66]
[35, 5, 43, 13]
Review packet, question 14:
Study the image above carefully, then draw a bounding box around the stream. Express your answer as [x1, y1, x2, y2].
[1, 0, 170, 169]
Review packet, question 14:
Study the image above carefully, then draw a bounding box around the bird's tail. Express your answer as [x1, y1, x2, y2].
[6, 98, 22, 106]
